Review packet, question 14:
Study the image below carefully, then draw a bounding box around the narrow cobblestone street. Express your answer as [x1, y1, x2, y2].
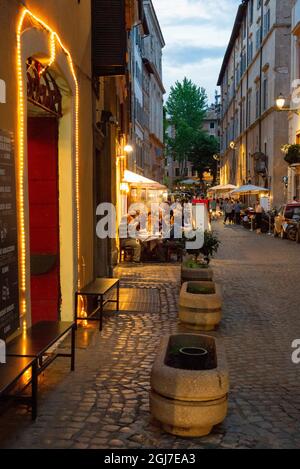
[1, 222, 300, 449]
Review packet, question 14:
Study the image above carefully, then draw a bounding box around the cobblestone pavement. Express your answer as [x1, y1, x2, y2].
[1, 222, 300, 449]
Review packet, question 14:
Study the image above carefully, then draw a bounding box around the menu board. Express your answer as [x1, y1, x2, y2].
[0, 129, 19, 339]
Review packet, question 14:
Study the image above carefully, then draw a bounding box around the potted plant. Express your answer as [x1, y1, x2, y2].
[179, 281, 222, 330]
[281, 144, 300, 165]
[150, 334, 229, 437]
[181, 230, 220, 283]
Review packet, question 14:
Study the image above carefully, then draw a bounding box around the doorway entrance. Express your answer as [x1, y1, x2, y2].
[28, 117, 60, 323]
[27, 59, 63, 324]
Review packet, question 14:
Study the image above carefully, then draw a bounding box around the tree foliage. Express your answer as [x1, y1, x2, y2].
[165, 77, 219, 178]
[189, 132, 220, 178]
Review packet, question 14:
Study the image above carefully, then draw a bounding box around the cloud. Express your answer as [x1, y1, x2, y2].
[151, 0, 241, 102]
[166, 46, 225, 65]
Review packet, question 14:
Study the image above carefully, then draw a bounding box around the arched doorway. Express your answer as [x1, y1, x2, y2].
[17, 9, 80, 326]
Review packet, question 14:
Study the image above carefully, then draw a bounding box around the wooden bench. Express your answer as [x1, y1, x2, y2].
[75, 278, 120, 331]
[0, 321, 75, 420]
[0, 356, 38, 420]
[7, 321, 76, 374]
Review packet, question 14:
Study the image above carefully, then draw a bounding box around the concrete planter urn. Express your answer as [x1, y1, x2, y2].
[150, 334, 229, 437]
[181, 263, 214, 284]
[179, 281, 222, 331]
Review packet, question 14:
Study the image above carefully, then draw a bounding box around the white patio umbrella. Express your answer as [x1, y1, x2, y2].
[180, 178, 199, 185]
[231, 184, 270, 195]
[208, 184, 237, 192]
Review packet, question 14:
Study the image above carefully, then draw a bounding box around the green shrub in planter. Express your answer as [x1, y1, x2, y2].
[185, 231, 220, 265]
[187, 284, 215, 295]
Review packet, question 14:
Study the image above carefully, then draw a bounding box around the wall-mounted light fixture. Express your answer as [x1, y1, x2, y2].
[229, 141, 237, 150]
[276, 93, 300, 115]
[124, 144, 134, 153]
[120, 182, 129, 193]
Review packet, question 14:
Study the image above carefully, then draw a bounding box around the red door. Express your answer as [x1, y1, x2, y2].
[28, 117, 60, 323]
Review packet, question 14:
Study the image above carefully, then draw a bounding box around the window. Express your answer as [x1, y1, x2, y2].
[210, 122, 215, 129]
[236, 62, 240, 84]
[256, 27, 261, 50]
[248, 40, 253, 65]
[263, 77, 268, 111]
[241, 51, 247, 75]
[240, 104, 243, 134]
[249, 0, 254, 24]
[247, 91, 252, 126]
[264, 10, 270, 36]
[257, 0, 261, 9]
[256, 86, 260, 118]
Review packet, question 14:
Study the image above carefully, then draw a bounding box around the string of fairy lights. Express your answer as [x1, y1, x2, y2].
[17, 8, 81, 317]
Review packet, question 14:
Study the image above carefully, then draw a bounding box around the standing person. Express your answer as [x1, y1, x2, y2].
[234, 200, 242, 224]
[219, 198, 224, 215]
[255, 200, 263, 233]
[224, 199, 233, 225]
[230, 200, 235, 224]
[216, 198, 221, 218]
[119, 212, 142, 262]
[210, 197, 217, 220]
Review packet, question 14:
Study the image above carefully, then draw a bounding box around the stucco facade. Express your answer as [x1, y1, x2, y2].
[143, 0, 165, 183]
[218, 0, 293, 207]
[287, 0, 300, 201]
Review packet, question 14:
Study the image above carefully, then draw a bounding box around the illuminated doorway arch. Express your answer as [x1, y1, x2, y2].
[17, 9, 80, 325]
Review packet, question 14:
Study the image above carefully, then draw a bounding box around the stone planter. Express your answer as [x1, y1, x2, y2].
[181, 263, 214, 284]
[179, 281, 222, 331]
[150, 334, 229, 437]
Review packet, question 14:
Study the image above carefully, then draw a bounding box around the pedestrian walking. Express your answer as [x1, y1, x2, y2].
[230, 200, 235, 224]
[234, 200, 242, 224]
[216, 198, 221, 218]
[224, 199, 234, 225]
[255, 200, 263, 233]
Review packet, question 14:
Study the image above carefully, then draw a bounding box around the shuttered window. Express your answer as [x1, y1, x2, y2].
[92, 0, 127, 76]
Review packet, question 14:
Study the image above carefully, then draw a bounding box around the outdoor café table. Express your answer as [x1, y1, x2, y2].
[6, 321, 76, 373]
[0, 356, 38, 420]
[75, 278, 120, 331]
[138, 232, 162, 251]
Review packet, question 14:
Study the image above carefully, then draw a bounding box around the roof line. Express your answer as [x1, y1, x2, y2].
[144, 0, 165, 47]
[217, 1, 248, 86]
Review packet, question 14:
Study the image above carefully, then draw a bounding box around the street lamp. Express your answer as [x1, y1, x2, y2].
[124, 144, 134, 153]
[275, 94, 300, 115]
[276, 93, 286, 110]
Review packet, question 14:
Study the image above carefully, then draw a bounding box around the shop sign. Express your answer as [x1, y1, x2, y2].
[0, 130, 19, 339]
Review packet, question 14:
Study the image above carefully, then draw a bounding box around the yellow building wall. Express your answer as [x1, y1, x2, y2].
[0, 0, 94, 323]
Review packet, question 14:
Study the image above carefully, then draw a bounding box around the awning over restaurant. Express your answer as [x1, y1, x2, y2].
[123, 170, 167, 190]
